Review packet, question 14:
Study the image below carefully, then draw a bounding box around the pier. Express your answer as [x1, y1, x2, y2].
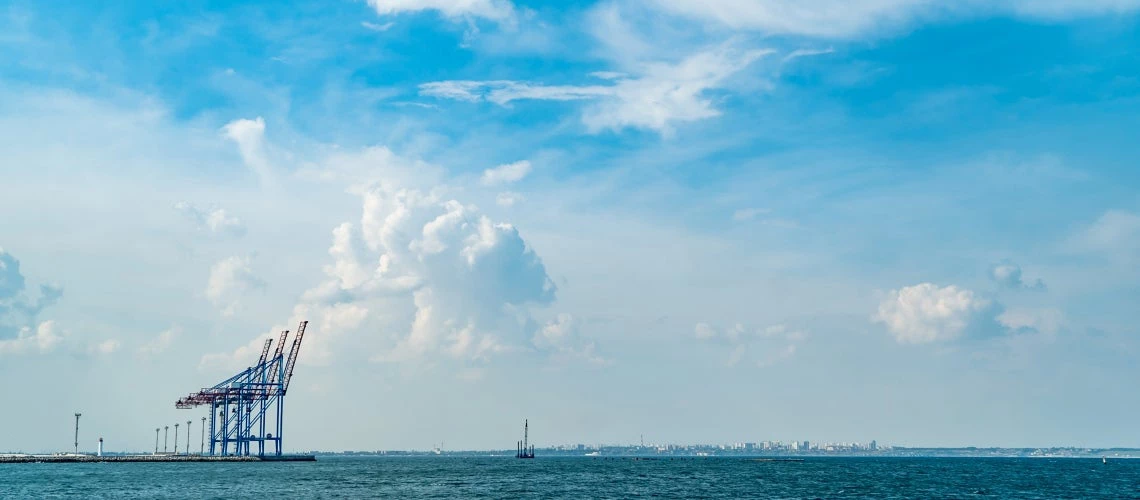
[0, 454, 315, 463]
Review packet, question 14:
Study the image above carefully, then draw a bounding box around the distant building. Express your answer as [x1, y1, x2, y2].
[802, 441, 810, 451]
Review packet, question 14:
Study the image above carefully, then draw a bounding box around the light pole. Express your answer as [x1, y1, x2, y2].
[164, 426, 169, 454]
[73, 413, 82, 455]
[155, 428, 160, 455]
[174, 423, 180, 455]
[200, 416, 206, 455]
[186, 421, 192, 455]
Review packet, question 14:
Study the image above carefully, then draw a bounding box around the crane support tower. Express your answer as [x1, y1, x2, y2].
[175, 320, 309, 457]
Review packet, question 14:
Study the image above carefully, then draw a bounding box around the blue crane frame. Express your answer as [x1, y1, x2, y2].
[175, 320, 307, 457]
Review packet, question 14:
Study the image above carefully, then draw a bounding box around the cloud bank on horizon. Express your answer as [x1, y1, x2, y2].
[1, 0, 1139, 451]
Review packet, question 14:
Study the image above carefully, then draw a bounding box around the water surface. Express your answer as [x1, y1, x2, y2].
[2, 456, 1137, 498]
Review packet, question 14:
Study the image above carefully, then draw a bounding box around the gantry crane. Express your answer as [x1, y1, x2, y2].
[175, 320, 308, 457]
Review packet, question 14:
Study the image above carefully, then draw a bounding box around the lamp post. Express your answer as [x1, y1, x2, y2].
[73, 413, 82, 455]
[174, 423, 180, 455]
[200, 416, 206, 455]
[186, 421, 192, 455]
[155, 428, 160, 455]
[164, 426, 169, 454]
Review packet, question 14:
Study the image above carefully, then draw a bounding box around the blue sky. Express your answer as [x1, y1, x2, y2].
[2, 0, 1139, 452]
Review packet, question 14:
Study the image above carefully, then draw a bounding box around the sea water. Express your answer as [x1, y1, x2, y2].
[1, 456, 1138, 498]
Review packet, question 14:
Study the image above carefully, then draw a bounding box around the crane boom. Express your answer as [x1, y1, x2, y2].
[269, 329, 290, 384]
[281, 321, 307, 394]
[257, 338, 273, 366]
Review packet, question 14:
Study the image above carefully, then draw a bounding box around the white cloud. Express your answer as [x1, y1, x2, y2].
[0, 321, 62, 356]
[782, 48, 835, 63]
[206, 169, 563, 368]
[997, 308, 1064, 336]
[367, 0, 516, 23]
[989, 262, 1045, 290]
[205, 256, 265, 316]
[420, 43, 773, 135]
[297, 145, 445, 190]
[873, 283, 1004, 344]
[0, 247, 25, 298]
[174, 202, 246, 237]
[419, 80, 609, 104]
[1072, 210, 1140, 258]
[694, 322, 717, 340]
[361, 21, 395, 32]
[481, 160, 532, 185]
[138, 327, 179, 356]
[221, 117, 272, 184]
[695, 321, 806, 367]
[650, 0, 1140, 38]
[0, 247, 63, 341]
[90, 339, 121, 355]
[496, 191, 523, 207]
[590, 71, 627, 80]
[533, 313, 610, 365]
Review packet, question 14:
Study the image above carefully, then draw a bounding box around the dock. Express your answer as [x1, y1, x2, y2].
[0, 455, 315, 463]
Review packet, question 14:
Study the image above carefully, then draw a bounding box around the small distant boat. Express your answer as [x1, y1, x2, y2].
[516, 420, 535, 459]
[584, 451, 600, 457]
[1103, 456, 1107, 464]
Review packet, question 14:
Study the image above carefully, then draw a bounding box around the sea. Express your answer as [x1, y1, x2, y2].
[2, 456, 1138, 498]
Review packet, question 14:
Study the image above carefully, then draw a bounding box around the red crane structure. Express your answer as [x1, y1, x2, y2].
[175, 320, 308, 457]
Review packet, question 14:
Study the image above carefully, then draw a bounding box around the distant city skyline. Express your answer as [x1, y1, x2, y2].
[3, 1, 1140, 452]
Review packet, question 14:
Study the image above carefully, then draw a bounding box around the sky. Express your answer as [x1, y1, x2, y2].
[1, 0, 1140, 453]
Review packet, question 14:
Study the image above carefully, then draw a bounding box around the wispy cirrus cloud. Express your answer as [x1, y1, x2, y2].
[367, 0, 516, 23]
[649, 0, 1140, 38]
[420, 43, 773, 135]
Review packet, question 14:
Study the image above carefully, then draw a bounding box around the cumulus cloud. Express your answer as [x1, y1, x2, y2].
[873, 283, 1006, 344]
[205, 256, 265, 316]
[989, 262, 1045, 290]
[481, 160, 532, 186]
[694, 322, 806, 367]
[0, 321, 62, 356]
[533, 313, 610, 365]
[0, 247, 63, 342]
[367, 0, 516, 23]
[359, 185, 556, 362]
[221, 117, 272, 183]
[204, 171, 575, 370]
[420, 43, 773, 135]
[650, 0, 1140, 38]
[174, 202, 246, 237]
